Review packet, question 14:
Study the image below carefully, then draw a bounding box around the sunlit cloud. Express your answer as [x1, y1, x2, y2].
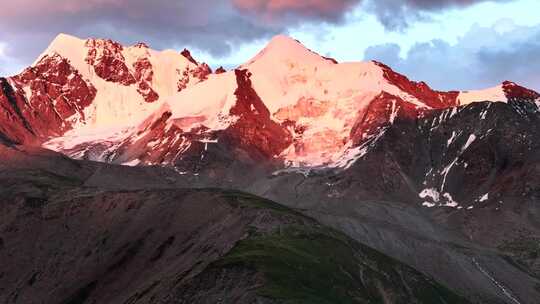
[0, 43, 6, 57]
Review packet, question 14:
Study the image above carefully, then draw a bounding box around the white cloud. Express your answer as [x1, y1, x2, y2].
[0, 42, 26, 76]
[364, 21, 540, 91]
[0, 43, 6, 58]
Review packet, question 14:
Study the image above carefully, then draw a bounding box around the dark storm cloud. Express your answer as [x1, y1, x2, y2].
[476, 36, 540, 89]
[232, 0, 361, 23]
[364, 22, 540, 91]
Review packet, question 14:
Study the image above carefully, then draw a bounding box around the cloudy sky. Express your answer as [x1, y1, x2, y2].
[0, 0, 538, 91]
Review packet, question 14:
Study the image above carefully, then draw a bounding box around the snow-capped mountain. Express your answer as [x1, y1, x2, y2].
[2, 34, 540, 304]
[0, 33, 211, 145]
[1, 34, 538, 170]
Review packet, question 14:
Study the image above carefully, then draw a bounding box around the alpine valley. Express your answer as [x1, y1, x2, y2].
[1, 33, 539, 304]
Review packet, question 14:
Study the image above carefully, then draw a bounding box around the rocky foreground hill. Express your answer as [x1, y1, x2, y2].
[0, 146, 470, 303]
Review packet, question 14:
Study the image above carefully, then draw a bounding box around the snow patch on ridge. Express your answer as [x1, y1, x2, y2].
[419, 188, 461, 209]
[447, 131, 458, 147]
[462, 134, 476, 152]
[458, 85, 507, 105]
[122, 159, 141, 166]
[43, 125, 135, 151]
[166, 71, 239, 131]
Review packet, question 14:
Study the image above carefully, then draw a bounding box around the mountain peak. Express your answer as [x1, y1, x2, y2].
[502, 80, 540, 101]
[132, 42, 150, 49]
[242, 35, 330, 68]
[37, 33, 84, 61]
[50, 33, 82, 45]
[180, 48, 199, 65]
[266, 35, 303, 49]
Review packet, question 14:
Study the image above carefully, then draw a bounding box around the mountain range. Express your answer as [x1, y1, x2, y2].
[1, 33, 539, 303]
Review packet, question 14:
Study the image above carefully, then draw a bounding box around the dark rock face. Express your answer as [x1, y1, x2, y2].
[180, 48, 199, 65]
[322, 55, 338, 64]
[343, 99, 540, 209]
[0, 54, 96, 145]
[502, 81, 540, 101]
[133, 57, 159, 103]
[0, 147, 468, 304]
[85, 38, 137, 85]
[176, 63, 212, 92]
[132, 42, 149, 49]
[223, 69, 292, 160]
[192, 63, 212, 81]
[0, 77, 36, 144]
[215, 66, 227, 74]
[374, 61, 460, 108]
[350, 92, 420, 144]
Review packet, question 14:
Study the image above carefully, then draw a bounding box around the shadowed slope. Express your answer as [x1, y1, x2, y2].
[0, 146, 468, 304]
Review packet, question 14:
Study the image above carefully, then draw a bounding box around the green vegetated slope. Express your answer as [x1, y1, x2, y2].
[181, 191, 470, 304]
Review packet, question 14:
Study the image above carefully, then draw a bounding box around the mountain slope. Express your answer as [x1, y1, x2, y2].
[253, 99, 540, 304]
[0, 54, 96, 145]
[0, 145, 469, 304]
